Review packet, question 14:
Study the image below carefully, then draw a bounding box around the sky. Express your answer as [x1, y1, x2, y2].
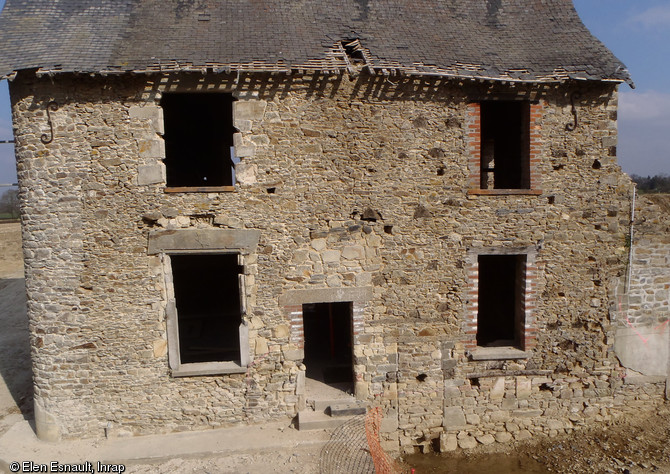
[0, 1, 669, 183]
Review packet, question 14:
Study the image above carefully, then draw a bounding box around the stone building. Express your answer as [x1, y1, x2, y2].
[1, 0, 665, 451]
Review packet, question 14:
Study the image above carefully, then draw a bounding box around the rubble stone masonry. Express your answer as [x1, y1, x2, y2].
[627, 195, 670, 328]
[9, 71, 665, 450]
[612, 194, 670, 389]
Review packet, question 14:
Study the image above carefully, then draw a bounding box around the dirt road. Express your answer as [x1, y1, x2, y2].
[0, 222, 31, 439]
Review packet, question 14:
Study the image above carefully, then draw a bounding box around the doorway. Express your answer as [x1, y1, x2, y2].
[302, 302, 353, 392]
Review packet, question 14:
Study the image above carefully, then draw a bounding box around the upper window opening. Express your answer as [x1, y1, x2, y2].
[477, 254, 526, 348]
[161, 93, 236, 188]
[480, 101, 530, 190]
[171, 253, 242, 365]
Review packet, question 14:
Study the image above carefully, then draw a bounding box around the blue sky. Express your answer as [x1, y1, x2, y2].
[0, 1, 669, 183]
[574, 0, 670, 177]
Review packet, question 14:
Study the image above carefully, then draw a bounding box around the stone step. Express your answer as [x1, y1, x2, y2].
[297, 410, 352, 431]
[329, 402, 366, 417]
[311, 398, 356, 412]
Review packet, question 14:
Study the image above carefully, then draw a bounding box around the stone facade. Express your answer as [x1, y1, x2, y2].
[613, 195, 670, 385]
[10, 71, 665, 450]
[627, 195, 670, 328]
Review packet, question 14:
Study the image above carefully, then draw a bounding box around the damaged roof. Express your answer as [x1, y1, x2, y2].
[0, 0, 632, 85]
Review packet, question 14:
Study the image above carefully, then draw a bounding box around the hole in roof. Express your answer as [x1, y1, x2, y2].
[341, 39, 366, 63]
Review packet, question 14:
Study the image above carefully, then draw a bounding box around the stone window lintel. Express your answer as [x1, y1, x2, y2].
[148, 228, 261, 255]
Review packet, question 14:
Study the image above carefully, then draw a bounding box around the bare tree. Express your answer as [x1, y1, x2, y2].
[0, 188, 20, 219]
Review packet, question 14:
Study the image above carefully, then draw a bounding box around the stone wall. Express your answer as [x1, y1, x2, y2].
[613, 194, 670, 381]
[10, 71, 663, 449]
[628, 195, 670, 327]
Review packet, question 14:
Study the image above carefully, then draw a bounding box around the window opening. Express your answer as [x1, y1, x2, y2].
[302, 302, 353, 388]
[161, 93, 235, 187]
[477, 254, 526, 348]
[480, 101, 530, 189]
[171, 254, 242, 364]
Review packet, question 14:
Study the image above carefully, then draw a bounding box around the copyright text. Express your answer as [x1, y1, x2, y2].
[8, 461, 125, 473]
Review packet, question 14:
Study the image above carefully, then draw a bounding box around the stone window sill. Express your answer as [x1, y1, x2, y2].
[468, 347, 530, 361]
[468, 189, 543, 196]
[171, 361, 247, 377]
[165, 186, 236, 193]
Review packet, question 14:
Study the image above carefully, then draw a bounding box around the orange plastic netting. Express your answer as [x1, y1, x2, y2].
[319, 407, 402, 473]
[365, 406, 402, 474]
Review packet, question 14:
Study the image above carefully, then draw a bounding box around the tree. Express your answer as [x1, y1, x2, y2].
[0, 188, 20, 219]
[629, 174, 670, 194]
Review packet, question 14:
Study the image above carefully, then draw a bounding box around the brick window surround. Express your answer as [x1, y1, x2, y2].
[467, 101, 543, 195]
[277, 287, 372, 355]
[285, 302, 366, 349]
[464, 248, 538, 356]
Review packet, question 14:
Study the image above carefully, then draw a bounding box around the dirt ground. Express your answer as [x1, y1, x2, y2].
[403, 405, 670, 473]
[1, 221, 670, 473]
[128, 449, 323, 473]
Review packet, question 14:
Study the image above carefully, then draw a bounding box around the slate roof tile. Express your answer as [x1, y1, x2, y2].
[0, 0, 630, 85]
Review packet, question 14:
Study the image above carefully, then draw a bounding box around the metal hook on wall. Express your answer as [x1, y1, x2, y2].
[565, 92, 581, 131]
[40, 101, 59, 144]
